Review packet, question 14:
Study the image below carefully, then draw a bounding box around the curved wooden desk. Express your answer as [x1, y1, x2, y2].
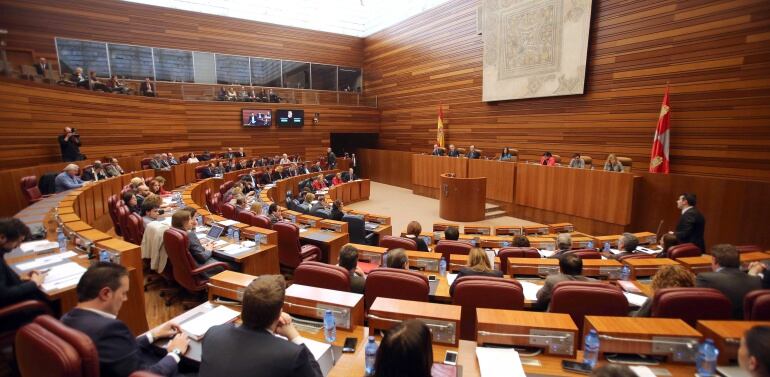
[439, 174, 486, 222]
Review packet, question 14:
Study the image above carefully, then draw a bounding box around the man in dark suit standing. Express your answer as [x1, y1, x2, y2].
[671, 193, 706, 252]
[536, 254, 593, 311]
[431, 144, 445, 156]
[326, 147, 336, 169]
[34, 57, 50, 76]
[198, 275, 322, 377]
[61, 262, 189, 377]
[696, 244, 761, 319]
[58, 127, 82, 162]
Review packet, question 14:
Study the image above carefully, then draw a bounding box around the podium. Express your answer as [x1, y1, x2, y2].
[439, 173, 486, 222]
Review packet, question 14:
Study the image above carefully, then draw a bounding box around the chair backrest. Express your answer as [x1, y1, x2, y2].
[616, 156, 632, 172]
[237, 210, 259, 227]
[364, 268, 429, 311]
[651, 287, 732, 326]
[549, 281, 628, 331]
[497, 247, 540, 274]
[273, 222, 304, 269]
[124, 212, 145, 245]
[435, 240, 473, 262]
[255, 215, 272, 229]
[195, 165, 207, 180]
[107, 194, 122, 236]
[379, 235, 417, 251]
[117, 205, 132, 242]
[736, 245, 763, 254]
[294, 261, 351, 292]
[140, 158, 152, 170]
[163, 227, 206, 291]
[452, 276, 524, 341]
[208, 193, 222, 215]
[221, 203, 236, 220]
[219, 180, 234, 196]
[16, 315, 99, 377]
[20, 175, 42, 204]
[343, 214, 367, 244]
[669, 243, 702, 259]
[743, 290, 770, 320]
[565, 249, 602, 259]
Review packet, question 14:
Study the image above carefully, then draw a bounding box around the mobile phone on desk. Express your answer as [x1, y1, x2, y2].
[443, 350, 458, 366]
[428, 275, 437, 282]
[342, 337, 357, 353]
[561, 360, 592, 374]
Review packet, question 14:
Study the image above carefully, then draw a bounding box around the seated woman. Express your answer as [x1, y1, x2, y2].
[656, 233, 679, 258]
[153, 176, 172, 195]
[170, 209, 228, 277]
[122, 191, 141, 214]
[147, 179, 165, 197]
[499, 147, 515, 161]
[311, 175, 327, 191]
[332, 172, 344, 186]
[373, 319, 433, 377]
[187, 152, 199, 163]
[267, 203, 283, 224]
[330, 200, 345, 221]
[226, 86, 237, 101]
[540, 152, 556, 166]
[633, 265, 695, 317]
[604, 154, 624, 172]
[449, 247, 503, 296]
[404, 221, 429, 252]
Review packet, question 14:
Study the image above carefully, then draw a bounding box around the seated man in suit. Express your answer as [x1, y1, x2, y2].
[140, 77, 156, 97]
[338, 244, 365, 294]
[81, 160, 108, 181]
[198, 275, 323, 377]
[569, 153, 585, 168]
[202, 163, 216, 179]
[70, 67, 89, 88]
[0, 218, 47, 332]
[346, 167, 357, 181]
[149, 154, 163, 170]
[297, 162, 310, 175]
[106, 157, 125, 177]
[135, 184, 151, 208]
[54, 163, 86, 193]
[670, 193, 706, 252]
[466, 145, 481, 159]
[61, 262, 189, 377]
[167, 153, 179, 165]
[141, 200, 162, 227]
[607, 233, 639, 259]
[550, 233, 572, 259]
[696, 244, 761, 319]
[385, 248, 409, 269]
[430, 144, 445, 156]
[536, 254, 593, 311]
[447, 144, 460, 157]
[449, 247, 503, 295]
[444, 226, 460, 241]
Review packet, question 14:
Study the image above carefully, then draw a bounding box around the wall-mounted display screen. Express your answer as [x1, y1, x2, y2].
[242, 109, 272, 127]
[276, 110, 304, 127]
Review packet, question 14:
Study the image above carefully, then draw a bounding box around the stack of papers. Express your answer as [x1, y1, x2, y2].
[217, 220, 239, 227]
[180, 305, 240, 340]
[476, 346, 526, 377]
[519, 281, 543, 301]
[15, 251, 78, 271]
[218, 244, 250, 255]
[20, 240, 59, 254]
[624, 292, 648, 308]
[41, 262, 87, 292]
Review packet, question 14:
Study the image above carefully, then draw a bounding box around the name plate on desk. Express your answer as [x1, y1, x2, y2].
[523, 225, 549, 236]
[368, 297, 461, 346]
[284, 284, 364, 330]
[582, 260, 623, 279]
[495, 226, 523, 236]
[476, 309, 578, 357]
[318, 220, 346, 233]
[549, 223, 575, 233]
[508, 258, 559, 276]
[528, 237, 556, 251]
[297, 215, 320, 228]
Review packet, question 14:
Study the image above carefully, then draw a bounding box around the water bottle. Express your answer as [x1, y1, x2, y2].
[323, 310, 336, 343]
[364, 336, 378, 376]
[57, 227, 67, 252]
[603, 242, 611, 253]
[196, 214, 204, 227]
[99, 250, 110, 262]
[226, 227, 234, 240]
[586, 240, 594, 250]
[439, 257, 447, 276]
[696, 339, 719, 377]
[232, 229, 240, 244]
[583, 329, 600, 369]
[620, 265, 631, 281]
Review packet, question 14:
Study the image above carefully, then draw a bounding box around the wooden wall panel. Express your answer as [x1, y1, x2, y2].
[468, 159, 516, 203]
[411, 154, 468, 189]
[363, 0, 770, 182]
[356, 149, 412, 189]
[0, 0, 362, 67]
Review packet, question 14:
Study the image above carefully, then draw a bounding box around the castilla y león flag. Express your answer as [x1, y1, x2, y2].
[437, 105, 445, 148]
[649, 87, 671, 173]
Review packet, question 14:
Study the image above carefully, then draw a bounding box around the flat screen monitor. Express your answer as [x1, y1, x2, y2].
[276, 109, 304, 127]
[242, 109, 272, 127]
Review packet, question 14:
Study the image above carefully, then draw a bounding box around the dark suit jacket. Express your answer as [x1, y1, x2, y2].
[696, 268, 761, 319]
[675, 207, 706, 252]
[447, 149, 460, 157]
[449, 267, 504, 296]
[81, 168, 107, 181]
[0, 258, 45, 309]
[350, 272, 365, 294]
[298, 167, 310, 175]
[405, 235, 429, 252]
[140, 82, 155, 96]
[202, 168, 215, 179]
[327, 152, 336, 166]
[535, 274, 593, 311]
[466, 151, 481, 159]
[431, 149, 445, 156]
[61, 308, 178, 377]
[310, 166, 322, 173]
[149, 159, 162, 169]
[198, 324, 322, 377]
[34, 63, 49, 75]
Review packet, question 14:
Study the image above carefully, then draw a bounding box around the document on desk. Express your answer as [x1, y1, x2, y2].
[636, 246, 661, 255]
[629, 366, 657, 377]
[218, 243, 250, 255]
[180, 305, 240, 341]
[476, 346, 526, 377]
[41, 262, 87, 292]
[20, 240, 59, 254]
[519, 281, 543, 301]
[538, 249, 556, 258]
[446, 273, 458, 287]
[623, 292, 649, 308]
[217, 220, 239, 227]
[15, 251, 78, 271]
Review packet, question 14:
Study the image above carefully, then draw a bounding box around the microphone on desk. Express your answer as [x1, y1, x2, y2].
[596, 334, 698, 362]
[477, 330, 574, 356]
[655, 219, 664, 243]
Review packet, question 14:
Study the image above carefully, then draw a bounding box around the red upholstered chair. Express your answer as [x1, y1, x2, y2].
[220, 203, 236, 220]
[565, 249, 601, 259]
[452, 276, 524, 341]
[294, 261, 351, 292]
[237, 210, 259, 226]
[20, 175, 46, 204]
[140, 158, 153, 170]
[364, 268, 429, 311]
[498, 247, 540, 274]
[379, 235, 417, 250]
[195, 165, 208, 180]
[208, 193, 222, 215]
[0, 300, 51, 349]
[117, 205, 132, 242]
[549, 281, 628, 332]
[107, 194, 122, 236]
[16, 315, 99, 377]
[736, 245, 763, 254]
[273, 222, 321, 273]
[123, 212, 144, 245]
[163, 228, 229, 305]
[651, 287, 731, 326]
[435, 240, 473, 262]
[743, 290, 770, 320]
[669, 243, 702, 259]
[254, 215, 272, 230]
[219, 181, 234, 196]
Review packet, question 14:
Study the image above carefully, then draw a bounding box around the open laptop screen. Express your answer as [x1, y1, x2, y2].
[206, 224, 225, 240]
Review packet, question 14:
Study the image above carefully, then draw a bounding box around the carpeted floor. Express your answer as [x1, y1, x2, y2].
[344, 181, 538, 234]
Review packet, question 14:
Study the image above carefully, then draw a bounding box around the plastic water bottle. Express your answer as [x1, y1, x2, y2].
[99, 250, 110, 262]
[196, 214, 204, 227]
[232, 229, 240, 244]
[696, 339, 719, 377]
[620, 265, 631, 281]
[583, 329, 600, 369]
[364, 336, 378, 376]
[323, 310, 336, 343]
[439, 257, 447, 276]
[603, 242, 611, 253]
[586, 240, 594, 250]
[57, 227, 67, 252]
[226, 227, 234, 240]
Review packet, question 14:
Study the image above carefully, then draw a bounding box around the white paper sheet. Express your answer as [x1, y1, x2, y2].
[630, 366, 657, 377]
[446, 273, 458, 287]
[41, 262, 86, 292]
[15, 251, 78, 271]
[519, 281, 543, 301]
[20, 240, 59, 254]
[637, 246, 662, 255]
[217, 220, 239, 226]
[476, 347, 526, 377]
[180, 305, 240, 340]
[624, 292, 649, 307]
[218, 244, 250, 255]
[538, 249, 556, 258]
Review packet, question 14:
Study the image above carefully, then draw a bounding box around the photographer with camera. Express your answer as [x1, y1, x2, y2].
[58, 127, 83, 162]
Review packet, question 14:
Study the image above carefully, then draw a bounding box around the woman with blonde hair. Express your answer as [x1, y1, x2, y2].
[633, 265, 695, 317]
[449, 247, 503, 295]
[604, 154, 624, 172]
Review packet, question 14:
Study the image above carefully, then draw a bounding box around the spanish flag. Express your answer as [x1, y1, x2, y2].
[437, 105, 445, 148]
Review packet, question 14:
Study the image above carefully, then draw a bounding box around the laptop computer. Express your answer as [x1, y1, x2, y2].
[206, 224, 225, 241]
